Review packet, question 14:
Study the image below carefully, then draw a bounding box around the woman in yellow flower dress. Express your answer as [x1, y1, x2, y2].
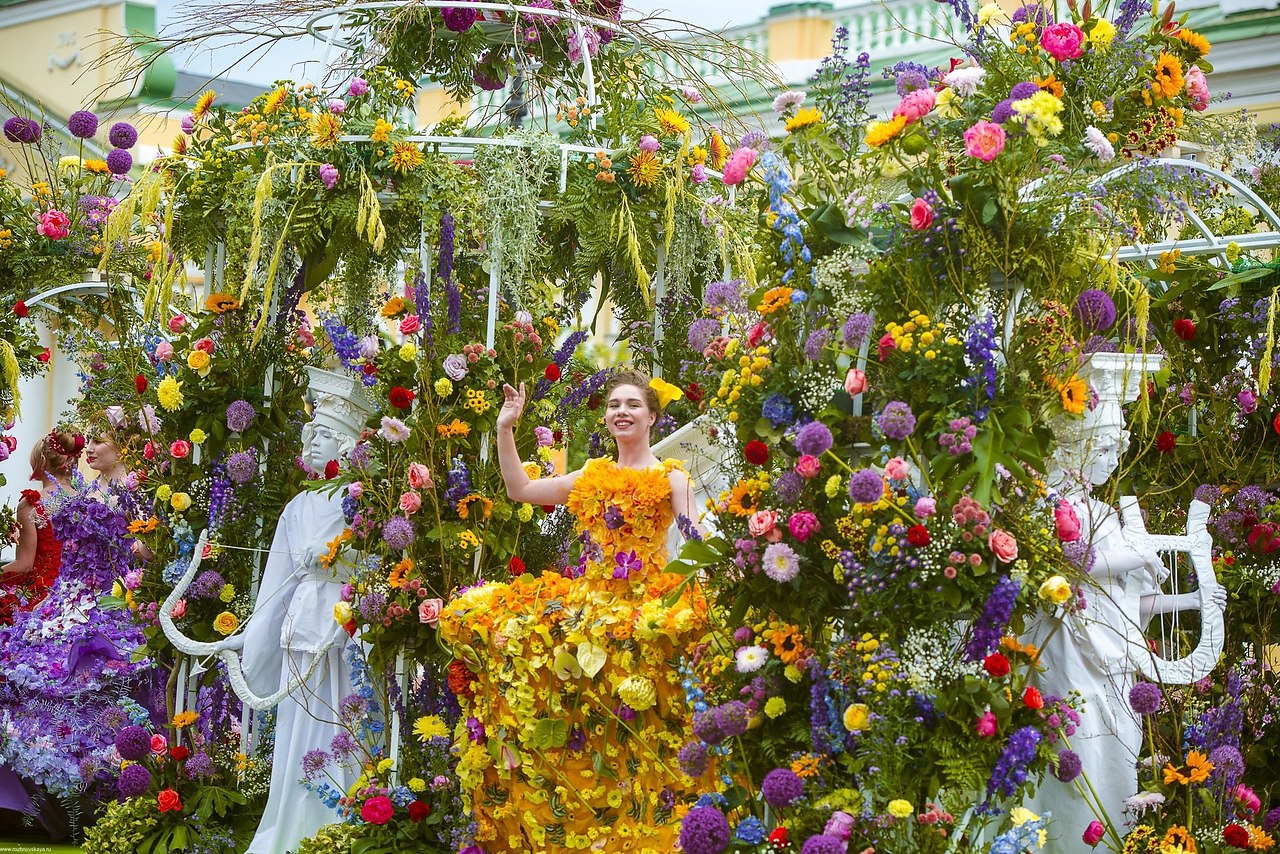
[440, 370, 711, 854]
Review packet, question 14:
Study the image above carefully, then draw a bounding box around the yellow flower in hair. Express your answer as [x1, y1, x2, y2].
[648, 377, 683, 409]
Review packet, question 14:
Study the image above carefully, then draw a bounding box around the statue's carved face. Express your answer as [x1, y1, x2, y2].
[301, 421, 344, 470]
[1080, 429, 1130, 488]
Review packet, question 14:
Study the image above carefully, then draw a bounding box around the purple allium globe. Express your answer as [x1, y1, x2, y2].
[1053, 749, 1082, 783]
[679, 806, 731, 854]
[225, 450, 257, 485]
[801, 836, 846, 854]
[843, 312, 874, 348]
[190, 570, 227, 599]
[760, 767, 805, 808]
[715, 701, 751, 738]
[677, 740, 709, 777]
[382, 516, 415, 550]
[185, 751, 216, 779]
[804, 328, 832, 361]
[226, 399, 256, 433]
[1264, 807, 1280, 832]
[692, 709, 726, 745]
[849, 468, 885, 504]
[1193, 484, 1220, 506]
[3, 116, 40, 144]
[991, 98, 1017, 124]
[705, 279, 743, 314]
[775, 471, 804, 505]
[108, 121, 139, 148]
[1009, 81, 1042, 100]
[1209, 744, 1244, 781]
[688, 317, 721, 354]
[117, 763, 152, 797]
[68, 110, 100, 139]
[1010, 3, 1053, 29]
[115, 725, 152, 761]
[1082, 335, 1119, 354]
[1073, 289, 1117, 331]
[794, 421, 834, 457]
[876, 401, 916, 440]
[1128, 681, 1162, 715]
[441, 3, 479, 32]
[106, 148, 133, 175]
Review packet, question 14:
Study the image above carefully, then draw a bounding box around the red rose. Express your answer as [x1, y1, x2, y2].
[169, 745, 190, 761]
[509, 556, 526, 576]
[983, 653, 1010, 677]
[541, 504, 555, 513]
[1155, 431, 1177, 453]
[324, 459, 339, 479]
[13, 301, 28, 318]
[1022, 686, 1044, 710]
[552, 430, 563, 443]
[156, 788, 182, 813]
[744, 440, 769, 466]
[363, 363, 377, 375]
[1173, 318, 1196, 341]
[906, 524, 930, 547]
[685, 383, 704, 404]
[407, 800, 431, 822]
[343, 619, 357, 637]
[1224, 823, 1251, 848]
[544, 363, 561, 382]
[768, 827, 789, 845]
[38, 348, 50, 363]
[389, 386, 414, 409]
[135, 374, 148, 394]
[1274, 412, 1280, 435]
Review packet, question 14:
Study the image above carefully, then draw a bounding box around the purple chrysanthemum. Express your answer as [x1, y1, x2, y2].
[1073, 289, 1117, 331]
[382, 516, 415, 550]
[688, 317, 722, 354]
[680, 806, 731, 854]
[1129, 682, 1162, 715]
[1054, 749, 1082, 782]
[692, 709, 726, 745]
[761, 767, 804, 808]
[225, 450, 257, 485]
[117, 763, 152, 797]
[677, 741, 709, 777]
[848, 469, 885, 504]
[68, 110, 99, 139]
[876, 401, 916, 440]
[715, 701, 750, 737]
[794, 421, 834, 457]
[185, 751, 215, 779]
[106, 148, 133, 175]
[108, 122, 139, 148]
[801, 836, 845, 854]
[843, 312, 874, 348]
[226, 400, 256, 433]
[115, 725, 151, 761]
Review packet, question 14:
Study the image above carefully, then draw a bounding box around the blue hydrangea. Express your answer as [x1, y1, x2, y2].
[734, 816, 767, 844]
[761, 393, 795, 428]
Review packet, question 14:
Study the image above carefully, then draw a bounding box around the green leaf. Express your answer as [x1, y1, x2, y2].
[531, 718, 568, 749]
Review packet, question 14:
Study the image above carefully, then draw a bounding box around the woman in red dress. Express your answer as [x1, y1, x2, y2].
[0, 430, 81, 624]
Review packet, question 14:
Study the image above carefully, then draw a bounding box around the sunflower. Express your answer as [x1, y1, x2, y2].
[707, 131, 728, 168]
[864, 114, 909, 148]
[784, 106, 823, 133]
[1162, 749, 1213, 785]
[654, 107, 690, 136]
[457, 494, 493, 520]
[263, 86, 288, 114]
[1249, 826, 1276, 850]
[170, 710, 200, 728]
[310, 112, 342, 148]
[1159, 826, 1196, 854]
[380, 296, 405, 317]
[191, 89, 217, 120]
[1174, 28, 1210, 58]
[205, 292, 241, 313]
[626, 150, 662, 188]
[1150, 52, 1185, 101]
[319, 529, 352, 569]
[387, 558, 413, 589]
[1059, 375, 1089, 415]
[724, 480, 761, 516]
[389, 141, 425, 172]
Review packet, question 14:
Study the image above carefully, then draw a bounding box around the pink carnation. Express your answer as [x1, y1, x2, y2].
[37, 209, 70, 240]
[964, 120, 1006, 161]
[1041, 22, 1085, 61]
[721, 147, 758, 186]
[893, 88, 936, 124]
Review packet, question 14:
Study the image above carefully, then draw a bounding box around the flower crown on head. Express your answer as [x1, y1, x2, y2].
[48, 430, 85, 459]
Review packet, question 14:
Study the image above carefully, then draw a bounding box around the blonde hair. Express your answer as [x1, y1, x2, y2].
[31, 430, 81, 482]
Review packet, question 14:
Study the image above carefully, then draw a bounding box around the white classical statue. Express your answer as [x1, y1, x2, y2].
[160, 367, 373, 854]
[1023, 353, 1226, 851]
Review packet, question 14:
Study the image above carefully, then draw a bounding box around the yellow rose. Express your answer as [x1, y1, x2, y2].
[1038, 575, 1073, 605]
[399, 343, 417, 362]
[334, 601, 353, 625]
[213, 611, 238, 635]
[170, 492, 192, 512]
[156, 485, 173, 501]
[887, 799, 913, 818]
[843, 703, 870, 732]
[186, 350, 211, 374]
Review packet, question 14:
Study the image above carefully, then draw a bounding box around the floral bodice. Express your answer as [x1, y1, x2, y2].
[565, 457, 681, 582]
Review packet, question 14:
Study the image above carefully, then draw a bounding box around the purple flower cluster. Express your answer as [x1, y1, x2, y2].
[189, 570, 227, 599]
[115, 725, 151, 761]
[876, 401, 916, 440]
[68, 110, 99, 139]
[985, 725, 1042, 801]
[1053, 748, 1082, 782]
[320, 314, 364, 374]
[680, 807, 731, 854]
[965, 576, 1021, 660]
[3, 116, 41, 144]
[1073, 289, 1117, 331]
[776, 471, 804, 505]
[117, 763, 152, 797]
[885, 61, 933, 97]
[963, 312, 999, 401]
[688, 318, 722, 354]
[556, 368, 614, 418]
[677, 741, 708, 777]
[761, 767, 804, 807]
[794, 421, 834, 456]
[444, 456, 472, 505]
[843, 312, 874, 348]
[801, 837, 846, 854]
[226, 400, 256, 433]
[704, 279, 744, 315]
[382, 517, 415, 551]
[848, 469, 885, 504]
[1128, 681, 1162, 715]
[761, 393, 795, 428]
[804, 328, 832, 361]
[226, 450, 257, 484]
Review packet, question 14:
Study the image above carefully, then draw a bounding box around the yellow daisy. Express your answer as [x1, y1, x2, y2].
[191, 89, 217, 120]
[388, 141, 425, 172]
[785, 106, 823, 133]
[310, 112, 342, 148]
[654, 107, 690, 136]
[627, 150, 662, 188]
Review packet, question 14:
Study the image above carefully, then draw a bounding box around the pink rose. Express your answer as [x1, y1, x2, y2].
[1186, 66, 1210, 111]
[721, 146, 758, 186]
[348, 481, 363, 499]
[150, 734, 168, 755]
[914, 497, 937, 518]
[844, 368, 867, 396]
[143, 441, 156, 460]
[787, 511, 821, 543]
[1082, 821, 1105, 846]
[361, 794, 394, 825]
[964, 120, 1006, 162]
[910, 197, 934, 231]
[418, 598, 443, 627]
[168, 314, 186, 333]
[795, 455, 822, 479]
[1041, 22, 1085, 61]
[169, 440, 191, 459]
[893, 88, 936, 124]
[1054, 500, 1081, 542]
[407, 463, 433, 490]
[748, 321, 772, 348]
[399, 491, 422, 514]
[155, 341, 174, 362]
[194, 337, 216, 354]
[989, 529, 1019, 563]
[123, 570, 143, 590]
[975, 711, 997, 738]
[399, 315, 421, 335]
[37, 209, 71, 240]
[884, 457, 910, 481]
[171, 599, 187, 619]
[878, 333, 897, 361]
[748, 510, 779, 539]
